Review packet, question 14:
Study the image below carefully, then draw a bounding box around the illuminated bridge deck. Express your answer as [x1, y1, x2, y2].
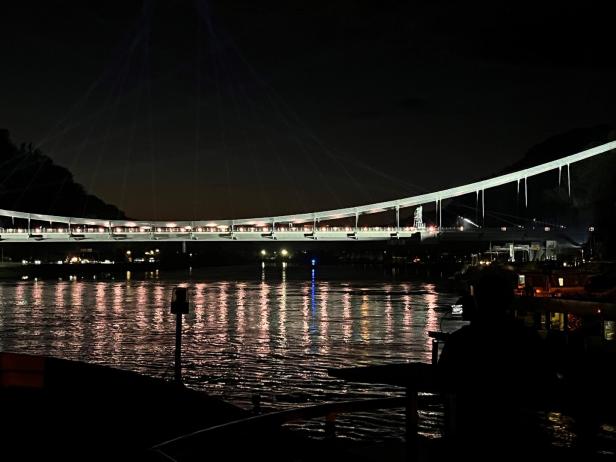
[0, 227, 428, 242]
[0, 226, 569, 243]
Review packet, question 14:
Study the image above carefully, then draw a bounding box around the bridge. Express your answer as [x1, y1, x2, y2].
[1, 141, 614, 243]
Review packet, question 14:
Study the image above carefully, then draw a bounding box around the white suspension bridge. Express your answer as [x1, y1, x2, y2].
[1, 141, 614, 243]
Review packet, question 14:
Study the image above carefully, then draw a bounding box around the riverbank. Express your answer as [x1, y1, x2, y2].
[0, 352, 246, 461]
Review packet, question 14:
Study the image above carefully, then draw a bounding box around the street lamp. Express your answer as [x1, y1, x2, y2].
[589, 226, 595, 259]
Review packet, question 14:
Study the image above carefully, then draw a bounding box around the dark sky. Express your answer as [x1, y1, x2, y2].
[1, 0, 615, 220]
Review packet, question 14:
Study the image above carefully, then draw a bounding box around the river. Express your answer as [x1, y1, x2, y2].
[0, 265, 609, 449]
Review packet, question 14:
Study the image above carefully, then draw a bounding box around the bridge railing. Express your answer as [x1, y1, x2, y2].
[0, 225, 425, 234]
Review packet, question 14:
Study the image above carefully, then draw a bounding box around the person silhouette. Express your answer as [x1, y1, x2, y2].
[437, 266, 555, 459]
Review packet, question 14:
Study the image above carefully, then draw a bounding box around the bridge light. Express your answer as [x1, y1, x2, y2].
[260, 249, 267, 256]
[281, 249, 289, 257]
[126, 250, 131, 255]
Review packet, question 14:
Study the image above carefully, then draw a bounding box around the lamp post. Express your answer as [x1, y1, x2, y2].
[588, 226, 595, 259]
[171, 287, 190, 384]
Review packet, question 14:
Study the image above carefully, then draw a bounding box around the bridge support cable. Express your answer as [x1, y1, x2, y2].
[476, 190, 479, 224]
[567, 163, 571, 197]
[481, 190, 485, 226]
[524, 177, 528, 208]
[395, 206, 400, 233]
[558, 165, 562, 188]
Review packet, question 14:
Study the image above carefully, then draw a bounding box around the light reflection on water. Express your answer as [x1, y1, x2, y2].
[0, 273, 463, 440]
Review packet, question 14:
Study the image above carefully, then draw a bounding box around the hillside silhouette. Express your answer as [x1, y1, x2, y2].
[0, 129, 126, 219]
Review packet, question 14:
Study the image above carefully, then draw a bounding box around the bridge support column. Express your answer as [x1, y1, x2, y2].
[395, 206, 400, 233]
[567, 163, 571, 197]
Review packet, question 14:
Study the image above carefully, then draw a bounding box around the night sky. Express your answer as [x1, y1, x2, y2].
[1, 1, 615, 221]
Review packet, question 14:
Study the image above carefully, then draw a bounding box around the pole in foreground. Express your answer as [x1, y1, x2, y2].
[171, 286, 190, 384]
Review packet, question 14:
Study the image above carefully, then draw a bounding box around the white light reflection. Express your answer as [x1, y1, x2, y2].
[342, 290, 352, 343]
[153, 285, 165, 329]
[301, 283, 310, 351]
[236, 282, 246, 339]
[278, 279, 287, 347]
[423, 283, 440, 362]
[32, 280, 43, 307]
[218, 282, 229, 345]
[361, 294, 370, 342]
[319, 282, 329, 354]
[193, 283, 206, 325]
[258, 280, 271, 356]
[55, 282, 66, 311]
[93, 282, 107, 357]
[135, 283, 148, 333]
[385, 292, 393, 344]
